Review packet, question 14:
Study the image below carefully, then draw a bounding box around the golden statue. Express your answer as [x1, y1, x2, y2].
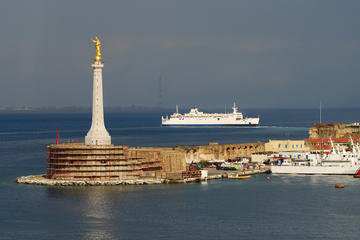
[92, 36, 102, 62]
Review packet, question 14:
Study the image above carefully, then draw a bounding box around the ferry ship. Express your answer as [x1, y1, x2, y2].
[161, 103, 259, 127]
[271, 138, 360, 175]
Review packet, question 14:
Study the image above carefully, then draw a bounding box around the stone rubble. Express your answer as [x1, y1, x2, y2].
[16, 175, 164, 186]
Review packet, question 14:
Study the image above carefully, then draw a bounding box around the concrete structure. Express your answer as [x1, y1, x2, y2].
[265, 139, 309, 152]
[85, 44, 111, 145]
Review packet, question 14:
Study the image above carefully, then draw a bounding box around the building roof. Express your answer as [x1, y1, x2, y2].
[305, 137, 359, 144]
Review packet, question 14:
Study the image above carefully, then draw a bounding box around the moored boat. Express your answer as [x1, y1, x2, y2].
[271, 138, 360, 175]
[228, 175, 251, 179]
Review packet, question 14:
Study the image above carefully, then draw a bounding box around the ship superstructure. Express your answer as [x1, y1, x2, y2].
[161, 103, 259, 126]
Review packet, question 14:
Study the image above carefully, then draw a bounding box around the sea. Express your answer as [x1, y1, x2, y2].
[1, 108, 360, 240]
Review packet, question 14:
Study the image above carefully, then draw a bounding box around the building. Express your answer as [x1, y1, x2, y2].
[265, 139, 309, 152]
[305, 137, 360, 151]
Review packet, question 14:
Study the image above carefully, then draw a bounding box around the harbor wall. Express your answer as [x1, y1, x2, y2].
[309, 123, 360, 139]
[126, 147, 186, 178]
[178, 142, 265, 163]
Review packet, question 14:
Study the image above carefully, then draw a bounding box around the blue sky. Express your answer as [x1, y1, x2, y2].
[2, 0, 360, 109]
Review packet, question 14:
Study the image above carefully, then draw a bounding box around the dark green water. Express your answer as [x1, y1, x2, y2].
[1, 110, 360, 239]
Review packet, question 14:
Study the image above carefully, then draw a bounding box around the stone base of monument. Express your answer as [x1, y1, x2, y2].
[45, 143, 164, 181]
[16, 175, 163, 186]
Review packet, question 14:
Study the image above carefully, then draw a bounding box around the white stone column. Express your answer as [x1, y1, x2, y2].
[85, 61, 111, 145]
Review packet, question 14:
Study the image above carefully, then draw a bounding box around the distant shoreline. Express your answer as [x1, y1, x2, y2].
[1, 106, 360, 115]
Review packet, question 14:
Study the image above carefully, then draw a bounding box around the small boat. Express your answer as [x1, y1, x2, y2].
[353, 175, 360, 178]
[335, 184, 345, 188]
[228, 175, 251, 179]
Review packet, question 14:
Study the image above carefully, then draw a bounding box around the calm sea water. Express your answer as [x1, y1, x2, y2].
[1, 109, 360, 239]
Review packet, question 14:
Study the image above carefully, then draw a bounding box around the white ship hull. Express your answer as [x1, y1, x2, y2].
[162, 117, 259, 126]
[161, 103, 259, 127]
[271, 138, 360, 175]
[271, 165, 360, 175]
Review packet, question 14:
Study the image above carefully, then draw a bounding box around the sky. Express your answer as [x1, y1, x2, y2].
[1, 0, 360, 109]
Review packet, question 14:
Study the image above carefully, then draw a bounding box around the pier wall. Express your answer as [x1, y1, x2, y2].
[178, 142, 265, 163]
[309, 123, 360, 139]
[126, 147, 186, 178]
[46, 142, 265, 180]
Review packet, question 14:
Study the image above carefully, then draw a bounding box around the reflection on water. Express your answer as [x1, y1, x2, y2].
[25, 176, 358, 240]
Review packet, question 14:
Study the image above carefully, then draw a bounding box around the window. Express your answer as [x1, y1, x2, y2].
[278, 144, 281, 148]
[285, 144, 287, 148]
[301, 144, 303, 148]
[292, 145, 294, 148]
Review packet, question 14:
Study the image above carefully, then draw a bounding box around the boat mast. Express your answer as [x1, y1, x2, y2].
[232, 102, 237, 114]
[320, 100, 322, 123]
[176, 104, 178, 114]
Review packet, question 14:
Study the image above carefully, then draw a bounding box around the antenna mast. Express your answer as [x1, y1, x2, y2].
[320, 100, 322, 123]
[158, 76, 163, 110]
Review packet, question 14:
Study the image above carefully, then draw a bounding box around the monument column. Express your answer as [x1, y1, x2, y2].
[85, 36, 111, 145]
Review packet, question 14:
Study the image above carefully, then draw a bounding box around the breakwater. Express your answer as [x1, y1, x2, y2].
[17, 141, 267, 186]
[16, 167, 269, 186]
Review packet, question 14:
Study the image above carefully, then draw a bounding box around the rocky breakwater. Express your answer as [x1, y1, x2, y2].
[16, 175, 163, 186]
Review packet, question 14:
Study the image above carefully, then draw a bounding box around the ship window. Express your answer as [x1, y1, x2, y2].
[217, 118, 220, 120]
